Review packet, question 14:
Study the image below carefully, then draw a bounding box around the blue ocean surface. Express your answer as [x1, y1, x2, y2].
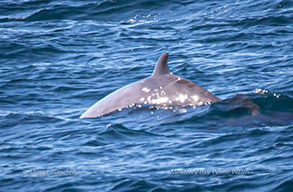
[0, 0, 292, 191]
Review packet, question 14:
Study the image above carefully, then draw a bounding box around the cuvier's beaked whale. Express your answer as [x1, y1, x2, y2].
[80, 52, 222, 118]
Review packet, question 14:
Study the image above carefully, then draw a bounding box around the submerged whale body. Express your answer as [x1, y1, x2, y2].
[80, 52, 221, 118]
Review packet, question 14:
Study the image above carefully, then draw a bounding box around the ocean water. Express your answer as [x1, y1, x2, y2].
[0, 0, 293, 191]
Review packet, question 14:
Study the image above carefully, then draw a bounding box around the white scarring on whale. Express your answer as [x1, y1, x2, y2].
[80, 52, 221, 118]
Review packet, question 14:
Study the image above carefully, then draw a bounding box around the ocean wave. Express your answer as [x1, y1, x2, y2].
[0, 0, 292, 191]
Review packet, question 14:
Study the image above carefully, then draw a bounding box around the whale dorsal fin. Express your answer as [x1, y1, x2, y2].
[152, 52, 170, 76]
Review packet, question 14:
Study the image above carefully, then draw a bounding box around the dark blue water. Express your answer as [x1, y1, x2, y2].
[1, 0, 293, 191]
